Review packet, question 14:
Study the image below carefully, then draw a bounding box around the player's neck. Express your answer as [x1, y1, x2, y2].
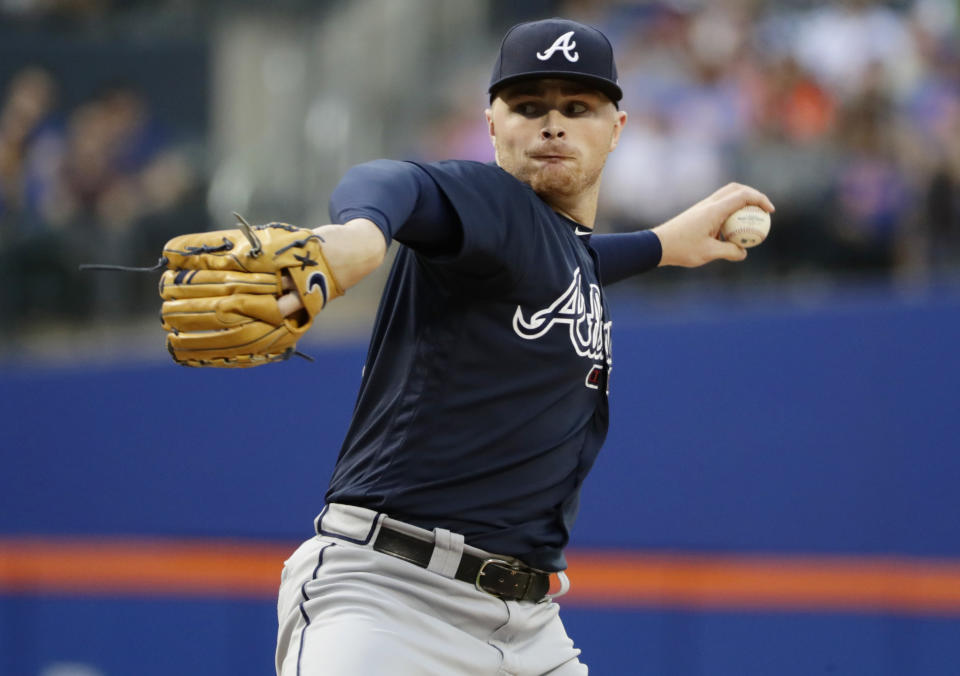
[541, 186, 599, 230]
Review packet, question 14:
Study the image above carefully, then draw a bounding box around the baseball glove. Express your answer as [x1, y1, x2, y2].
[159, 218, 342, 367]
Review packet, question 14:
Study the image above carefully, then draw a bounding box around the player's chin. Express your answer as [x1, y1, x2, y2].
[529, 166, 584, 197]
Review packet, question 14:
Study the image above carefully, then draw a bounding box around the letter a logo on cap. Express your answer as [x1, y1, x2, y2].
[536, 31, 579, 62]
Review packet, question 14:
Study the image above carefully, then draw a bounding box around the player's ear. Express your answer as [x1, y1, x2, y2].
[485, 108, 495, 147]
[609, 109, 627, 152]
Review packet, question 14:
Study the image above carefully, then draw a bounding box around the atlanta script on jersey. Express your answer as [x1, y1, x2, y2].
[513, 266, 612, 391]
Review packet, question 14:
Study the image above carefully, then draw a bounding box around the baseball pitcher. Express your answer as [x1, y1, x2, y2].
[156, 18, 774, 675]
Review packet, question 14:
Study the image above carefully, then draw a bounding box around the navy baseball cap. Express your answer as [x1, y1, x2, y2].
[489, 18, 622, 105]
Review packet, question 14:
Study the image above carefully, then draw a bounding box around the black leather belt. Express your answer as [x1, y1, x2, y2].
[372, 526, 551, 603]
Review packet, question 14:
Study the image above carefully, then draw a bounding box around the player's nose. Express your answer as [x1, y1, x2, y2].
[541, 125, 566, 140]
[541, 110, 566, 139]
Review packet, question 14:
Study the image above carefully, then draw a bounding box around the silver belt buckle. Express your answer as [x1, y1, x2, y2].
[475, 558, 522, 595]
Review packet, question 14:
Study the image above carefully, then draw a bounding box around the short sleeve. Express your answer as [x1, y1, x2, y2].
[409, 160, 537, 293]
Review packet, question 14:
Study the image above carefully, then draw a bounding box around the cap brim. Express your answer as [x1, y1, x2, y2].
[488, 71, 622, 104]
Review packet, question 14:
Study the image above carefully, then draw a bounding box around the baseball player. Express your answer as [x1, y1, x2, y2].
[157, 17, 774, 675]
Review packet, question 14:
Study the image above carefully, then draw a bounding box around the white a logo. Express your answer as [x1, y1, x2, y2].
[536, 31, 579, 62]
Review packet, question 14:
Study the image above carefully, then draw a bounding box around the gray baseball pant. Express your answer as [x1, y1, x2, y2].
[276, 503, 586, 675]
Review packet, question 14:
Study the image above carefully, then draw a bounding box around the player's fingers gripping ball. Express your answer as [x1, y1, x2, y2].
[159, 220, 342, 367]
[721, 205, 771, 248]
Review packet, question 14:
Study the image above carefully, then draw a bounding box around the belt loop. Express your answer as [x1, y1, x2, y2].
[315, 503, 383, 545]
[426, 528, 464, 579]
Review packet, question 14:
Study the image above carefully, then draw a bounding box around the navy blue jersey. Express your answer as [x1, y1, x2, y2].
[325, 160, 649, 571]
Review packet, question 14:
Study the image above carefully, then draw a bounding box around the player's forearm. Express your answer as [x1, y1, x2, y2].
[312, 218, 387, 290]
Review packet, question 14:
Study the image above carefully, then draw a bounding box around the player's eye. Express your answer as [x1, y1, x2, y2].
[515, 102, 545, 117]
[564, 101, 589, 116]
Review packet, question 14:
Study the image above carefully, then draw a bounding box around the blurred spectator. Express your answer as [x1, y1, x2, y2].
[827, 80, 913, 273]
[0, 72, 199, 330]
[752, 55, 835, 144]
[0, 65, 65, 235]
[416, 68, 493, 163]
[901, 8, 960, 271]
[55, 85, 188, 231]
[0, 66, 72, 331]
[792, 0, 921, 103]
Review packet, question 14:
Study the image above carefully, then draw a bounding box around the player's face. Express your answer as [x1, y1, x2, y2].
[486, 79, 626, 204]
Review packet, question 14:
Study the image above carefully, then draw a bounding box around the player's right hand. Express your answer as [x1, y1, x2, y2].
[652, 183, 774, 268]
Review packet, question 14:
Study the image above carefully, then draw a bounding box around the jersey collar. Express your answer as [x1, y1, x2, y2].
[554, 212, 593, 239]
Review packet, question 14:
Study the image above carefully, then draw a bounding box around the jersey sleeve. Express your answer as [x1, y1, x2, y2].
[328, 159, 460, 255]
[331, 159, 536, 293]
[590, 230, 662, 285]
[407, 160, 535, 292]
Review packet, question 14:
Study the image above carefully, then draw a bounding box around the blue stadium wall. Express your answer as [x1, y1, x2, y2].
[2, 284, 959, 675]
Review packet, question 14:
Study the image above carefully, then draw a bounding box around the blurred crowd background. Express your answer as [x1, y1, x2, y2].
[0, 0, 958, 350]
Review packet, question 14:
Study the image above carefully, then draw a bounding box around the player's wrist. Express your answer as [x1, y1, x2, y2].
[311, 218, 387, 290]
[651, 221, 681, 267]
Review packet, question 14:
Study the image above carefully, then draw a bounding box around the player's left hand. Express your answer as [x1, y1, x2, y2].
[652, 183, 774, 267]
[159, 221, 343, 367]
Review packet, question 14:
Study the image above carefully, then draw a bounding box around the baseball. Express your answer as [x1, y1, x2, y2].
[721, 205, 771, 248]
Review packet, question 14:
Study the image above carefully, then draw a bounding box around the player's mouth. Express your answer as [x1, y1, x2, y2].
[529, 154, 573, 163]
[528, 144, 575, 162]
